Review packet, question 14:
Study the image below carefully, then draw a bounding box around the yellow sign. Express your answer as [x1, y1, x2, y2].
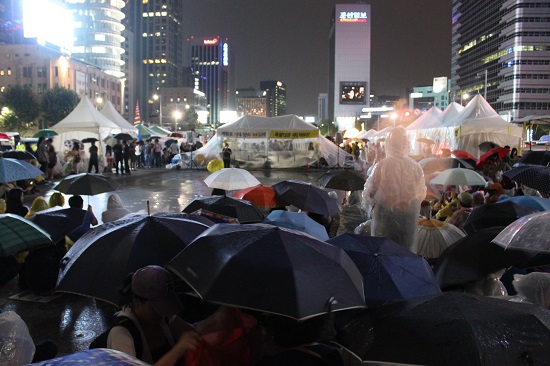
[269, 130, 319, 139]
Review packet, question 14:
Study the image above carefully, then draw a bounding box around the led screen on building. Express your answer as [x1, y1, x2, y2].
[340, 82, 367, 104]
[22, 0, 74, 50]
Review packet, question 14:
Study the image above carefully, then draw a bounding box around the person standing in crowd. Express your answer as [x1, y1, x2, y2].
[36, 137, 49, 176]
[88, 140, 99, 174]
[153, 139, 162, 167]
[123, 141, 131, 174]
[67, 195, 98, 242]
[45, 139, 57, 180]
[113, 140, 124, 175]
[222, 142, 232, 168]
[129, 141, 137, 171]
[105, 145, 114, 173]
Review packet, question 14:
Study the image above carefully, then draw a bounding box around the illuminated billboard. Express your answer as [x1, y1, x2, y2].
[340, 82, 367, 104]
[22, 0, 74, 50]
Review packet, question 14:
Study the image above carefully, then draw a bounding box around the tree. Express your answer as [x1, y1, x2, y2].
[182, 107, 200, 131]
[0, 107, 21, 132]
[1, 85, 41, 131]
[41, 86, 80, 127]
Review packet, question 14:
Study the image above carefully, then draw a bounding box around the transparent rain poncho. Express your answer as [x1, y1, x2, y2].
[362, 126, 426, 251]
[510, 272, 550, 309]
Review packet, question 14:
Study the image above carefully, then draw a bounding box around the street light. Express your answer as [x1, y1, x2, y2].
[173, 110, 182, 133]
[391, 112, 398, 127]
[152, 93, 162, 127]
[461, 93, 470, 106]
[95, 96, 103, 111]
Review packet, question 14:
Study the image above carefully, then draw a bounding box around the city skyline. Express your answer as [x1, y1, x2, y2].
[182, 0, 453, 117]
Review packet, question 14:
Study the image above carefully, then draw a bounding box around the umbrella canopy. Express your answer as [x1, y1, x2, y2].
[168, 132, 184, 138]
[233, 185, 282, 208]
[182, 195, 263, 224]
[30, 207, 88, 243]
[493, 211, 550, 255]
[56, 213, 209, 305]
[0, 158, 43, 184]
[1, 150, 36, 161]
[475, 146, 510, 168]
[203, 168, 260, 191]
[113, 133, 134, 141]
[54, 173, 119, 196]
[514, 150, 550, 167]
[416, 137, 435, 145]
[272, 180, 339, 216]
[263, 211, 329, 241]
[81, 137, 98, 143]
[33, 129, 58, 138]
[0, 132, 9, 140]
[429, 167, 487, 187]
[167, 224, 366, 320]
[503, 165, 550, 195]
[364, 292, 550, 366]
[316, 170, 366, 191]
[164, 139, 176, 147]
[433, 227, 532, 289]
[326, 234, 441, 306]
[415, 218, 466, 259]
[497, 196, 550, 212]
[463, 201, 537, 235]
[451, 149, 475, 159]
[478, 141, 500, 152]
[0, 214, 53, 256]
[418, 157, 475, 174]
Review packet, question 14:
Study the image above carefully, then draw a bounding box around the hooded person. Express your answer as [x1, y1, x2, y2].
[362, 126, 426, 251]
[101, 193, 132, 223]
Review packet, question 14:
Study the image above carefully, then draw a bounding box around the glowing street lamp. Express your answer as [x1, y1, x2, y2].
[391, 112, 398, 127]
[173, 110, 182, 133]
[461, 93, 470, 106]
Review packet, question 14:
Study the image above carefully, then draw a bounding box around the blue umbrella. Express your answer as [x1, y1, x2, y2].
[327, 234, 441, 305]
[497, 196, 550, 212]
[264, 210, 329, 241]
[0, 158, 43, 184]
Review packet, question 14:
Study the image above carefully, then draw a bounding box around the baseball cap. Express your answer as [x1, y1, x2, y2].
[131, 265, 183, 317]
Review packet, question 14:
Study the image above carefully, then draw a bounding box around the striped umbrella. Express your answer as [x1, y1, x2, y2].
[0, 214, 52, 256]
[504, 166, 550, 195]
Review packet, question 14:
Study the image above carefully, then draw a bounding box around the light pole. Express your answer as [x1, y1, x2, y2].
[153, 93, 162, 127]
[173, 110, 182, 133]
[461, 93, 470, 106]
[391, 112, 398, 127]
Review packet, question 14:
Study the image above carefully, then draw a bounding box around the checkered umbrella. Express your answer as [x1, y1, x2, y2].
[504, 166, 550, 195]
[0, 214, 53, 256]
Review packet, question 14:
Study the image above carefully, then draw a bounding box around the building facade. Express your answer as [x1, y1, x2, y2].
[259, 80, 286, 117]
[188, 36, 236, 127]
[236, 88, 267, 116]
[409, 78, 451, 111]
[318, 93, 328, 122]
[328, 3, 371, 131]
[451, 0, 550, 120]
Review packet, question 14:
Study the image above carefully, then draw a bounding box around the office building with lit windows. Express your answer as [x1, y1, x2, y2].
[260, 80, 286, 117]
[451, 0, 550, 119]
[188, 36, 235, 126]
[124, 0, 185, 123]
[328, 3, 371, 131]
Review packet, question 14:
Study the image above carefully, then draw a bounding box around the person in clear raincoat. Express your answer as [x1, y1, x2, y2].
[362, 126, 426, 251]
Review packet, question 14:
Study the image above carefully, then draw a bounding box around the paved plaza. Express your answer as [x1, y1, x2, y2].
[0, 166, 329, 356]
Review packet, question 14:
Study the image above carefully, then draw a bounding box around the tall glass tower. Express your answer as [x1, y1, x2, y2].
[451, 0, 550, 119]
[66, 0, 126, 78]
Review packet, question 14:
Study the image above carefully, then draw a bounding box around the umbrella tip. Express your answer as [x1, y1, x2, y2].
[147, 200, 150, 216]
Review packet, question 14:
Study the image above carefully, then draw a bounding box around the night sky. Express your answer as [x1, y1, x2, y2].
[182, 0, 452, 117]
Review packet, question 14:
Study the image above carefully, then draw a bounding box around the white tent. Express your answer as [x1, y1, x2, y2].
[406, 106, 443, 130]
[100, 101, 137, 135]
[441, 102, 464, 126]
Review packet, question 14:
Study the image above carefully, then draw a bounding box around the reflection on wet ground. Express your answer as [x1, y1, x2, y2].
[1, 167, 328, 356]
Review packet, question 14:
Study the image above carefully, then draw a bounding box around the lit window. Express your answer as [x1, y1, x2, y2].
[0, 70, 3, 76]
[7, 68, 11, 75]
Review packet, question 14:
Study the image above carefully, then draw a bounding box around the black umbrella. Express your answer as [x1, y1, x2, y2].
[364, 292, 550, 366]
[272, 180, 339, 216]
[167, 224, 366, 320]
[1, 150, 37, 161]
[54, 173, 119, 196]
[165, 139, 176, 147]
[463, 201, 537, 235]
[182, 195, 263, 224]
[81, 137, 99, 143]
[113, 133, 134, 141]
[31, 206, 88, 243]
[316, 170, 366, 191]
[327, 234, 441, 306]
[56, 213, 209, 305]
[514, 150, 550, 167]
[504, 165, 550, 194]
[433, 227, 534, 289]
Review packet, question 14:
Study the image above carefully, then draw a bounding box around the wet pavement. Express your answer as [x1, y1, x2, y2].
[0, 166, 328, 357]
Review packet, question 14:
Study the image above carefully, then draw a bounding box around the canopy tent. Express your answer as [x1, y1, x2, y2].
[441, 102, 464, 126]
[100, 101, 137, 135]
[356, 128, 378, 140]
[406, 106, 443, 130]
[135, 124, 157, 140]
[51, 96, 121, 168]
[149, 125, 171, 136]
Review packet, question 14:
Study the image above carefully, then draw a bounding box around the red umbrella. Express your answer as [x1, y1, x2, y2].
[451, 149, 474, 159]
[233, 185, 282, 208]
[475, 147, 509, 168]
[168, 132, 184, 138]
[0, 132, 10, 140]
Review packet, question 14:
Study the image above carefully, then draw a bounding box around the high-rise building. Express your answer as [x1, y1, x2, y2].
[451, 0, 550, 120]
[188, 36, 235, 127]
[328, 3, 371, 131]
[260, 80, 286, 117]
[236, 88, 267, 116]
[66, 0, 126, 78]
[124, 0, 185, 124]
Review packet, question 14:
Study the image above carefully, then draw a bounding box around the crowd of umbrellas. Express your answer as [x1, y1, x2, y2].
[1, 149, 550, 364]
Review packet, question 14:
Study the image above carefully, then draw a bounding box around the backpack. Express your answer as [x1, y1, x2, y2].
[89, 316, 143, 359]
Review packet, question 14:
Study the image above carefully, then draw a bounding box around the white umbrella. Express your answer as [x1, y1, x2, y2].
[203, 168, 260, 191]
[415, 218, 466, 259]
[0, 158, 43, 184]
[430, 167, 486, 187]
[492, 211, 550, 254]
